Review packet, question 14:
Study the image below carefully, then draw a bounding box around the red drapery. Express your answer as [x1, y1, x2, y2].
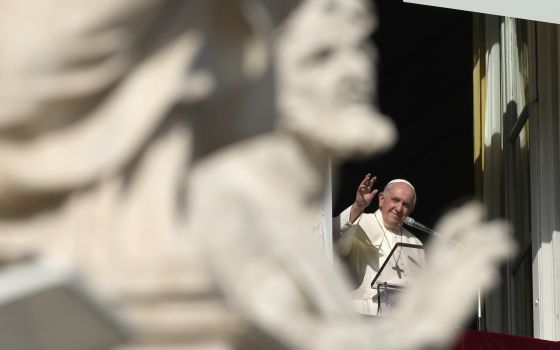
[451, 330, 560, 350]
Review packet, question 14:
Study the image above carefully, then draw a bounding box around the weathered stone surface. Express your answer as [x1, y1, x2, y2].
[0, 1, 514, 349]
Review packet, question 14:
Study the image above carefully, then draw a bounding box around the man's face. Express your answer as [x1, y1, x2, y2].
[378, 183, 415, 230]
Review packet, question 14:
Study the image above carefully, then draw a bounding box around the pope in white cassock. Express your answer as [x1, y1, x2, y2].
[333, 173, 423, 316]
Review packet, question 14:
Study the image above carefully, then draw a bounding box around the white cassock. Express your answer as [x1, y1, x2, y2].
[333, 207, 424, 316]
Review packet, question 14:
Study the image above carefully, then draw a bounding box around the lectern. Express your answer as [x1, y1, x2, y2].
[371, 243, 425, 316]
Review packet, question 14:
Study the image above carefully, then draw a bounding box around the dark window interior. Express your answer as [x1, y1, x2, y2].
[333, 1, 474, 242]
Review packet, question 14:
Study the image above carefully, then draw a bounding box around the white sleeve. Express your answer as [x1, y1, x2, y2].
[332, 206, 362, 257]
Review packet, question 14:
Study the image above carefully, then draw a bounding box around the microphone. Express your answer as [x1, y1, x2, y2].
[404, 217, 465, 248]
[404, 217, 435, 235]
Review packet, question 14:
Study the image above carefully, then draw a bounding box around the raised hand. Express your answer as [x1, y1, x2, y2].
[349, 173, 378, 223]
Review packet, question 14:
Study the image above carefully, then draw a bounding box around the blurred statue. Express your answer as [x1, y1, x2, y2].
[0, 0, 514, 349]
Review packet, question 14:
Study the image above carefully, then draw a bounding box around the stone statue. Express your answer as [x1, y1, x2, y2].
[0, 0, 514, 349]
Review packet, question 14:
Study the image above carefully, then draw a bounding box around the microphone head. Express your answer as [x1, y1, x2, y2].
[404, 216, 415, 226]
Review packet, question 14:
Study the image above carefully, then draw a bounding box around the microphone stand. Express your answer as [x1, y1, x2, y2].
[404, 217, 484, 331]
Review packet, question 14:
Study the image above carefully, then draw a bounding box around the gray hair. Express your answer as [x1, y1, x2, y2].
[383, 179, 417, 206]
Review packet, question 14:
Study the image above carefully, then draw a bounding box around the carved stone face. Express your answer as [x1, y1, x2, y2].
[275, 0, 397, 159]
